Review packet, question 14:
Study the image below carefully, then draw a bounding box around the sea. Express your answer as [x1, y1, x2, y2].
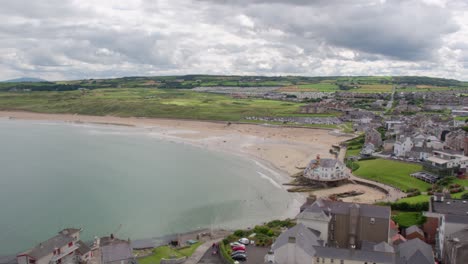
[0, 118, 299, 255]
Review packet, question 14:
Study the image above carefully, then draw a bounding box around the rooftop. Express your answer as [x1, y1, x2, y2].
[18, 234, 74, 259]
[309, 199, 391, 219]
[396, 238, 434, 264]
[431, 198, 468, 216]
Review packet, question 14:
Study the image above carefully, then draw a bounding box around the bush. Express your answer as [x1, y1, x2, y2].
[437, 176, 456, 186]
[219, 242, 234, 264]
[461, 193, 468, 199]
[450, 188, 462, 194]
[380, 201, 429, 212]
[233, 230, 245, 237]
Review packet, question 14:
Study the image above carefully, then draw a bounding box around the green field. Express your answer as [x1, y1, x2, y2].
[396, 195, 430, 204]
[392, 212, 426, 228]
[0, 88, 306, 121]
[354, 159, 428, 192]
[138, 242, 201, 264]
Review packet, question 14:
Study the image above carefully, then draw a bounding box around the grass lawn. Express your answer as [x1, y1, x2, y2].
[396, 195, 430, 204]
[354, 159, 429, 192]
[0, 88, 306, 121]
[138, 242, 202, 264]
[452, 190, 468, 199]
[392, 212, 426, 228]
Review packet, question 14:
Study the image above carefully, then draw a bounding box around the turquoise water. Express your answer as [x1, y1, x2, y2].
[0, 119, 297, 255]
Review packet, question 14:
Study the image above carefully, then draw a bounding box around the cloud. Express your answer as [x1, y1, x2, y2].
[0, 0, 467, 80]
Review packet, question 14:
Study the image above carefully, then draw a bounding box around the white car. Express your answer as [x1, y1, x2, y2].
[230, 242, 243, 247]
[238, 238, 250, 245]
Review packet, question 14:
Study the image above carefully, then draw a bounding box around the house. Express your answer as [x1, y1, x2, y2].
[445, 130, 467, 152]
[297, 198, 391, 248]
[16, 229, 85, 264]
[442, 228, 468, 264]
[383, 139, 395, 152]
[423, 150, 468, 177]
[266, 223, 395, 264]
[303, 156, 348, 182]
[405, 225, 425, 241]
[99, 235, 136, 264]
[423, 194, 468, 260]
[365, 128, 383, 148]
[360, 143, 376, 156]
[395, 238, 435, 264]
[394, 136, 414, 157]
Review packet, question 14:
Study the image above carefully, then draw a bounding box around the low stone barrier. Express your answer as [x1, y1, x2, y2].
[160, 257, 187, 264]
[352, 179, 390, 195]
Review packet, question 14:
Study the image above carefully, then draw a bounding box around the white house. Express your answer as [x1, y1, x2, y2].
[303, 156, 348, 182]
[394, 136, 414, 157]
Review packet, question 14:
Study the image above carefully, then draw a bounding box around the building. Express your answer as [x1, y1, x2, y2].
[297, 199, 391, 248]
[16, 229, 85, 264]
[365, 128, 383, 148]
[395, 238, 435, 264]
[266, 223, 395, 264]
[393, 136, 414, 157]
[404, 226, 425, 241]
[303, 156, 348, 182]
[445, 130, 467, 152]
[423, 150, 468, 177]
[443, 228, 468, 264]
[99, 235, 136, 264]
[423, 194, 468, 261]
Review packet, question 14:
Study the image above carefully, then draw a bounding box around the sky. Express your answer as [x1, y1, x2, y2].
[1, 0, 468, 81]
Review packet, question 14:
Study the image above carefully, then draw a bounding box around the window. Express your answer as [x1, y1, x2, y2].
[322, 258, 325, 263]
[68, 242, 73, 247]
[370, 218, 375, 224]
[57, 248, 61, 255]
[29, 259, 35, 264]
[331, 259, 334, 263]
[316, 257, 320, 263]
[340, 260, 344, 264]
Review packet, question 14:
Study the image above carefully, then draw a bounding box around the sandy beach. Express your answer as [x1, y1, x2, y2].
[0, 111, 347, 176]
[0, 111, 390, 204]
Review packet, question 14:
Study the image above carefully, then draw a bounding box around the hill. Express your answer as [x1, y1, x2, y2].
[2, 77, 48, 83]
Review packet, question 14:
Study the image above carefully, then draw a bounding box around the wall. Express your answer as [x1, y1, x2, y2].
[160, 257, 187, 264]
[274, 243, 311, 264]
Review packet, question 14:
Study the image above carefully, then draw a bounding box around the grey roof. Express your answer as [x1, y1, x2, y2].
[374, 242, 395, 253]
[405, 225, 424, 237]
[445, 214, 468, 224]
[76, 241, 91, 255]
[307, 158, 341, 168]
[396, 238, 434, 264]
[313, 199, 391, 219]
[313, 247, 394, 264]
[19, 234, 73, 259]
[446, 228, 468, 242]
[297, 202, 331, 221]
[0, 256, 17, 264]
[59, 228, 81, 236]
[101, 242, 133, 264]
[431, 198, 468, 216]
[271, 223, 321, 257]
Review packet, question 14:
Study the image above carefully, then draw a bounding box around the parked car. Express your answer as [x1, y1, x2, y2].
[232, 254, 247, 261]
[230, 242, 243, 247]
[232, 246, 246, 252]
[231, 250, 246, 255]
[238, 238, 250, 245]
[231, 251, 246, 257]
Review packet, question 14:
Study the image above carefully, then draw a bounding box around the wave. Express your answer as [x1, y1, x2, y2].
[257, 171, 282, 189]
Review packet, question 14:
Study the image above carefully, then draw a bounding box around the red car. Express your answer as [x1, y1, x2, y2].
[231, 246, 246, 251]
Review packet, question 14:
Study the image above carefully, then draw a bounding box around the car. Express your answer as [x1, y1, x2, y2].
[231, 246, 246, 252]
[238, 238, 250, 245]
[231, 250, 246, 256]
[231, 252, 246, 258]
[230, 242, 243, 247]
[231, 254, 247, 261]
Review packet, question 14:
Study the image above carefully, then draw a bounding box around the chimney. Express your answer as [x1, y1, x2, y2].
[110, 234, 114, 240]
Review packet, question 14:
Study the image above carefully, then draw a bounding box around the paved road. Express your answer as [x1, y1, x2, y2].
[185, 239, 223, 264]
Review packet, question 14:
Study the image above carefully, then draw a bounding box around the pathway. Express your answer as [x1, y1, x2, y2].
[184, 238, 223, 264]
[339, 146, 406, 202]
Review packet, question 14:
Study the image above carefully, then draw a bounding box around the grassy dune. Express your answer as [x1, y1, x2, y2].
[0, 88, 307, 121]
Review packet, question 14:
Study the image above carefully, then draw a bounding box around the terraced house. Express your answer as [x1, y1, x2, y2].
[16, 229, 92, 264]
